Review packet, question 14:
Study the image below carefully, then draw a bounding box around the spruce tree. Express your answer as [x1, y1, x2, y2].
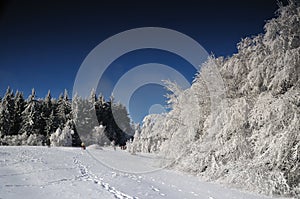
[42, 90, 58, 137]
[0, 87, 15, 136]
[12, 91, 25, 135]
[20, 88, 43, 136]
[74, 89, 100, 145]
[56, 89, 71, 129]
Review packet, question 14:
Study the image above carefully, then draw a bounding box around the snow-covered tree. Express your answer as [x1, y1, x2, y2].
[26, 133, 44, 146]
[42, 91, 53, 121]
[65, 119, 81, 147]
[44, 110, 56, 136]
[11, 91, 25, 135]
[131, 1, 300, 197]
[42, 91, 58, 138]
[111, 102, 132, 134]
[73, 90, 99, 145]
[73, 90, 133, 146]
[0, 87, 15, 136]
[84, 125, 110, 146]
[50, 125, 73, 147]
[20, 89, 43, 136]
[56, 89, 71, 129]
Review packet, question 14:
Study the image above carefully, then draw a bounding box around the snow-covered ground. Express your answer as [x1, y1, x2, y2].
[0, 146, 288, 199]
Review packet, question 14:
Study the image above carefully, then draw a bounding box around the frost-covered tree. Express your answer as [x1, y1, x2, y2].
[42, 91, 53, 120]
[72, 90, 133, 146]
[73, 90, 99, 144]
[111, 102, 133, 135]
[11, 91, 25, 135]
[127, 123, 141, 154]
[26, 133, 44, 146]
[0, 87, 15, 136]
[44, 110, 56, 137]
[65, 119, 81, 147]
[56, 89, 71, 128]
[42, 91, 58, 137]
[132, 1, 300, 197]
[50, 126, 73, 147]
[20, 89, 43, 136]
[0, 88, 131, 147]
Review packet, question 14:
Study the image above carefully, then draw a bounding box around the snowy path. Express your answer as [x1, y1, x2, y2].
[0, 146, 287, 199]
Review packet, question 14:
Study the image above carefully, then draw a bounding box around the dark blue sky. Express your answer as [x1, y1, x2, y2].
[0, 0, 287, 122]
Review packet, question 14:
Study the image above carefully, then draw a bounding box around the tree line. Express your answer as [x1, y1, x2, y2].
[0, 87, 133, 146]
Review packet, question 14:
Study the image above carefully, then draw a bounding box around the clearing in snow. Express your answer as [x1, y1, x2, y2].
[0, 146, 289, 199]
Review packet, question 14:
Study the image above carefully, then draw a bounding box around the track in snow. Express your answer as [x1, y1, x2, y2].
[73, 155, 136, 199]
[0, 146, 285, 199]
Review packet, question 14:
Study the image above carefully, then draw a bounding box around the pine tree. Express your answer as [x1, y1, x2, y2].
[0, 87, 15, 136]
[65, 119, 81, 147]
[87, 89, 99, 129]
[55, 90, 81, 146]
[74, 89, 100, 145]
[42, 90, 58, 137]
[56, 89, 71, 129]
[43, 90, 53, 117]
[111, 102, 132, 134]
[11, 91, 25, 135]
[20, 88, 43, 136]
[96, 95, 131, 145]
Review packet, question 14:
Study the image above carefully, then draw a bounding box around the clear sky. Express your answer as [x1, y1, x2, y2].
[0, 0, 288, 122]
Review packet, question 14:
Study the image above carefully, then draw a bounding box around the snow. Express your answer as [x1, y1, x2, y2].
[0, 146, 288, 199]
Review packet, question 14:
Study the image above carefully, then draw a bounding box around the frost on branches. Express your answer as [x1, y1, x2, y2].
[129, 2, 300, 197]
[50, 125, 73, 147]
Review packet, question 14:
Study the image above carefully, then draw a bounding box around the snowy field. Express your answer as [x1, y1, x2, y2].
[0, 146, 289, 199]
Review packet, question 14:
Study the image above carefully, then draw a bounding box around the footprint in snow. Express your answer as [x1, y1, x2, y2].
[151, 186, 160, 192]
[111, 172, 117, 178]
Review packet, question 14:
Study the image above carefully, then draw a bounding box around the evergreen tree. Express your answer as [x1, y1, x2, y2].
[88, 89, 99, 129]
[43, 90, 53, 117]
[56, 89, 71, 128]
[44, 110, 57, 137]
[95, 95, 131, 145]
[65, 119, 81, 147]
[42, 90, 58, 137]
[111, 102, 132, 134]
[20, 88, 43, 136]
[74, 89, 100, 145]
[0, 87, 15, 136]
[0, 87, 132, 147]
[56, 90, 81, 146]
[11, 91, 25, 135]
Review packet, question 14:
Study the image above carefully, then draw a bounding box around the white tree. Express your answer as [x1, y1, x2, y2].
[0, 87, 15, 136]
[20, 88, 43, 136]
[50, 125, 73, 147]
[130, 2, 300, 197]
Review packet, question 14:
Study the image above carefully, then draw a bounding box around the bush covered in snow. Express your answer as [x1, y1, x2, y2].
[0, 132, 45, 146]
[50, 126, 73, 147]
[129, 2, 300, 197]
